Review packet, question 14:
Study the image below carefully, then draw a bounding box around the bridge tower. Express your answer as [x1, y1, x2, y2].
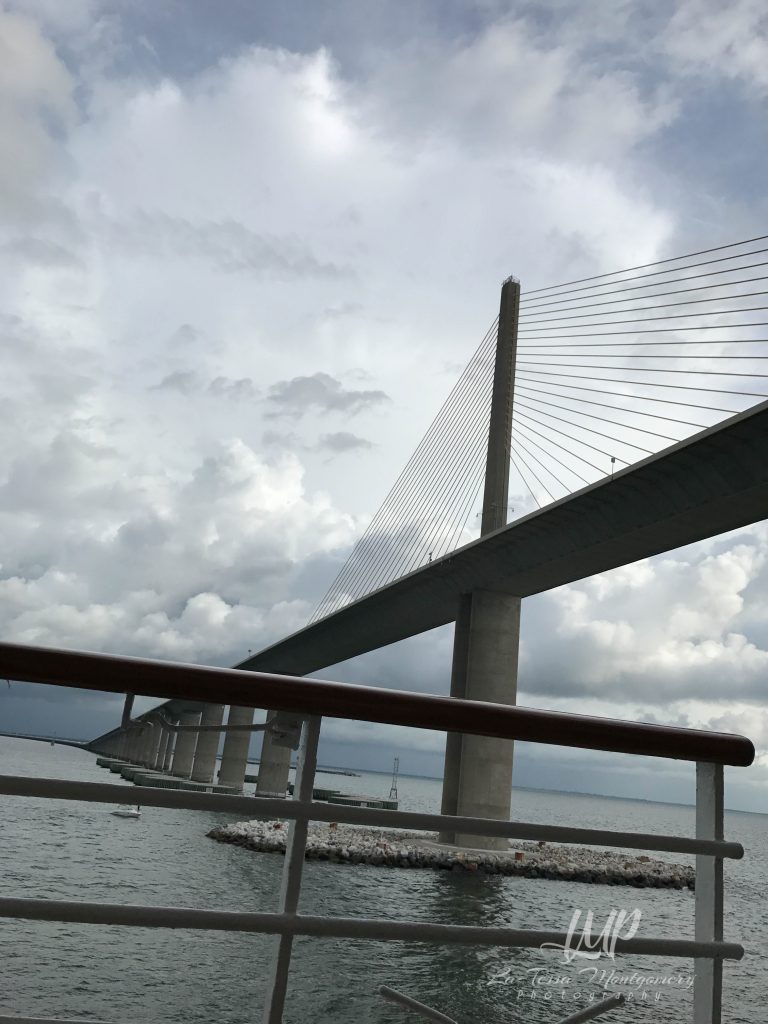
[439, 276, 521, 850]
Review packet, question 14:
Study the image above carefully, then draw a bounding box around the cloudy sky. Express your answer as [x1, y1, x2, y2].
[2, 0, 768, 811]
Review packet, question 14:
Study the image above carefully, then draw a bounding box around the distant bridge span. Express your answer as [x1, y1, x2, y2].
[237, 399, 768, 678]
[0, 731, 85, 749]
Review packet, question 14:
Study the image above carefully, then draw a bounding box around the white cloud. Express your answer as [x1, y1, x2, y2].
[0, 7, 75, 222]
[663, 0, 768, 93]
[364, 15, 678, 163]
[520, 528, 768, 720]
[0, 431, 358, 663]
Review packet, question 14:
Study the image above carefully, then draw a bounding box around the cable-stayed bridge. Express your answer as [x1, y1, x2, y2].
[247, 232, 768, 670]
[311, 234, 768, 621]
[84, 232, 768, 845]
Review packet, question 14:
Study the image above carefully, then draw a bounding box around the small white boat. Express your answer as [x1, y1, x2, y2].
[111, 805, 141, 818]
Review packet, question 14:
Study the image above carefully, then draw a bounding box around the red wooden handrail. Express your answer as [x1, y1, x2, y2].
[0, 642, 754, 766]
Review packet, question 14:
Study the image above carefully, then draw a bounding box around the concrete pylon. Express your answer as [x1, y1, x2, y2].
[256, 712, 291, 796]
[171, 710, 201, 777]
[136, 724, 152, 766]
[440, 277, 521, 851]
[190, 703, 225, 784]
[153, 722, 172, 770]
[218, 705, 254, 790]
[142, 719, 162, 768]
[126, 726, 142, 763]
[162, 724, 175, 770]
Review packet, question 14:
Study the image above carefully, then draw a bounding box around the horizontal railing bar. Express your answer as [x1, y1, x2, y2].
[380, 986, 457, 1024]
[0, 1018, 115, 1024]
[0, 642, 754, 765]
[0, 898, 744, 959]
[0, 775, 743, 858]
[557, 996, 626, 1024]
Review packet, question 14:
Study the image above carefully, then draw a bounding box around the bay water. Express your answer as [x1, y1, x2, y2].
[1, 737, 765, 1023]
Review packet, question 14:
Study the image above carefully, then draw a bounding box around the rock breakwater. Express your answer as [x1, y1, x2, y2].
[206, 820, 695, 889]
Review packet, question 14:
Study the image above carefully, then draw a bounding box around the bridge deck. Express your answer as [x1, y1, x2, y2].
[238, 399, 768, 677]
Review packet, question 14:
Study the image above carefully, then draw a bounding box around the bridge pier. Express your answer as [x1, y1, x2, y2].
[162, 721, 176, 770]
[439, 591, 520, 849]
[190, 703, 224, 784]
[256, 712, 291, 796]
[218, 705, 253, 790]
[143, 718, 163, 768]
[153, 720, 173, 770]
[171, 710, 201, 777]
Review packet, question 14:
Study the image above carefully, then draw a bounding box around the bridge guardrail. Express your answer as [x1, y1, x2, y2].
[0, 640, 753, 1024]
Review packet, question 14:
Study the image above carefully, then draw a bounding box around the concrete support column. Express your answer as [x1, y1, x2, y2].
[256, 712, 291, 796]
[190, 703, 225, 784]
[132, 728, 146, 763]
[136, 724, 151, 766]
[218, 705, 254, 790]
[153, 723, 172, 771]
[126, 727, 141, 763]
[162, 725, 176, 771]
[142, 719, 162, 769]
[171, 711, 201, 777]
[454, 591, 520, 850]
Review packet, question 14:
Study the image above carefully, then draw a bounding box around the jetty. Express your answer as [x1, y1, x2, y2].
[207, 819, 696, 890]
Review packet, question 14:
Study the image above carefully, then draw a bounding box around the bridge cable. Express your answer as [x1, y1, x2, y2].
[523, 234, 768, 295]
[509, 450, 543, 508]
[519, 258, 768, 310]
[512, 420, 593, 484]
[516, 374, 738, 413]
[515, 397, 677, 445]
[516, 367, 768, 398]
[513, 433, 570, 494]
[518, 273, 768, 315]
[515, 383, 708, 428]
[519, 289, 768, 324]
[346, 338, 495, 601]
[312, 320, 498, 619]
[520, 252, 768, 306]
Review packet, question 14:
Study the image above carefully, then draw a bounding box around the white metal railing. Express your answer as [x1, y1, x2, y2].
[380, 986, 627, 1024]
[0, 709, 746, 1024]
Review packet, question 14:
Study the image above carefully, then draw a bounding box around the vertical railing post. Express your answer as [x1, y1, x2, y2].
[694, 761, 724, 1024]
[263, 715, 321, 1024]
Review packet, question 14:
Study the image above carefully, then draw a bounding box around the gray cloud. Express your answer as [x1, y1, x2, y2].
[262, 429, 302, 450]
[152, 370, 199, 394]
[3, 236, 82, 268]
[151, 371, 258, 400]
[207, 376, 258, 401]
[103, 211, 349, 280]
[266, 372, 389, 418]
[167, 324, 203, 348]
[322, 302, 363, 321]
[317, 431, 373, 454]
